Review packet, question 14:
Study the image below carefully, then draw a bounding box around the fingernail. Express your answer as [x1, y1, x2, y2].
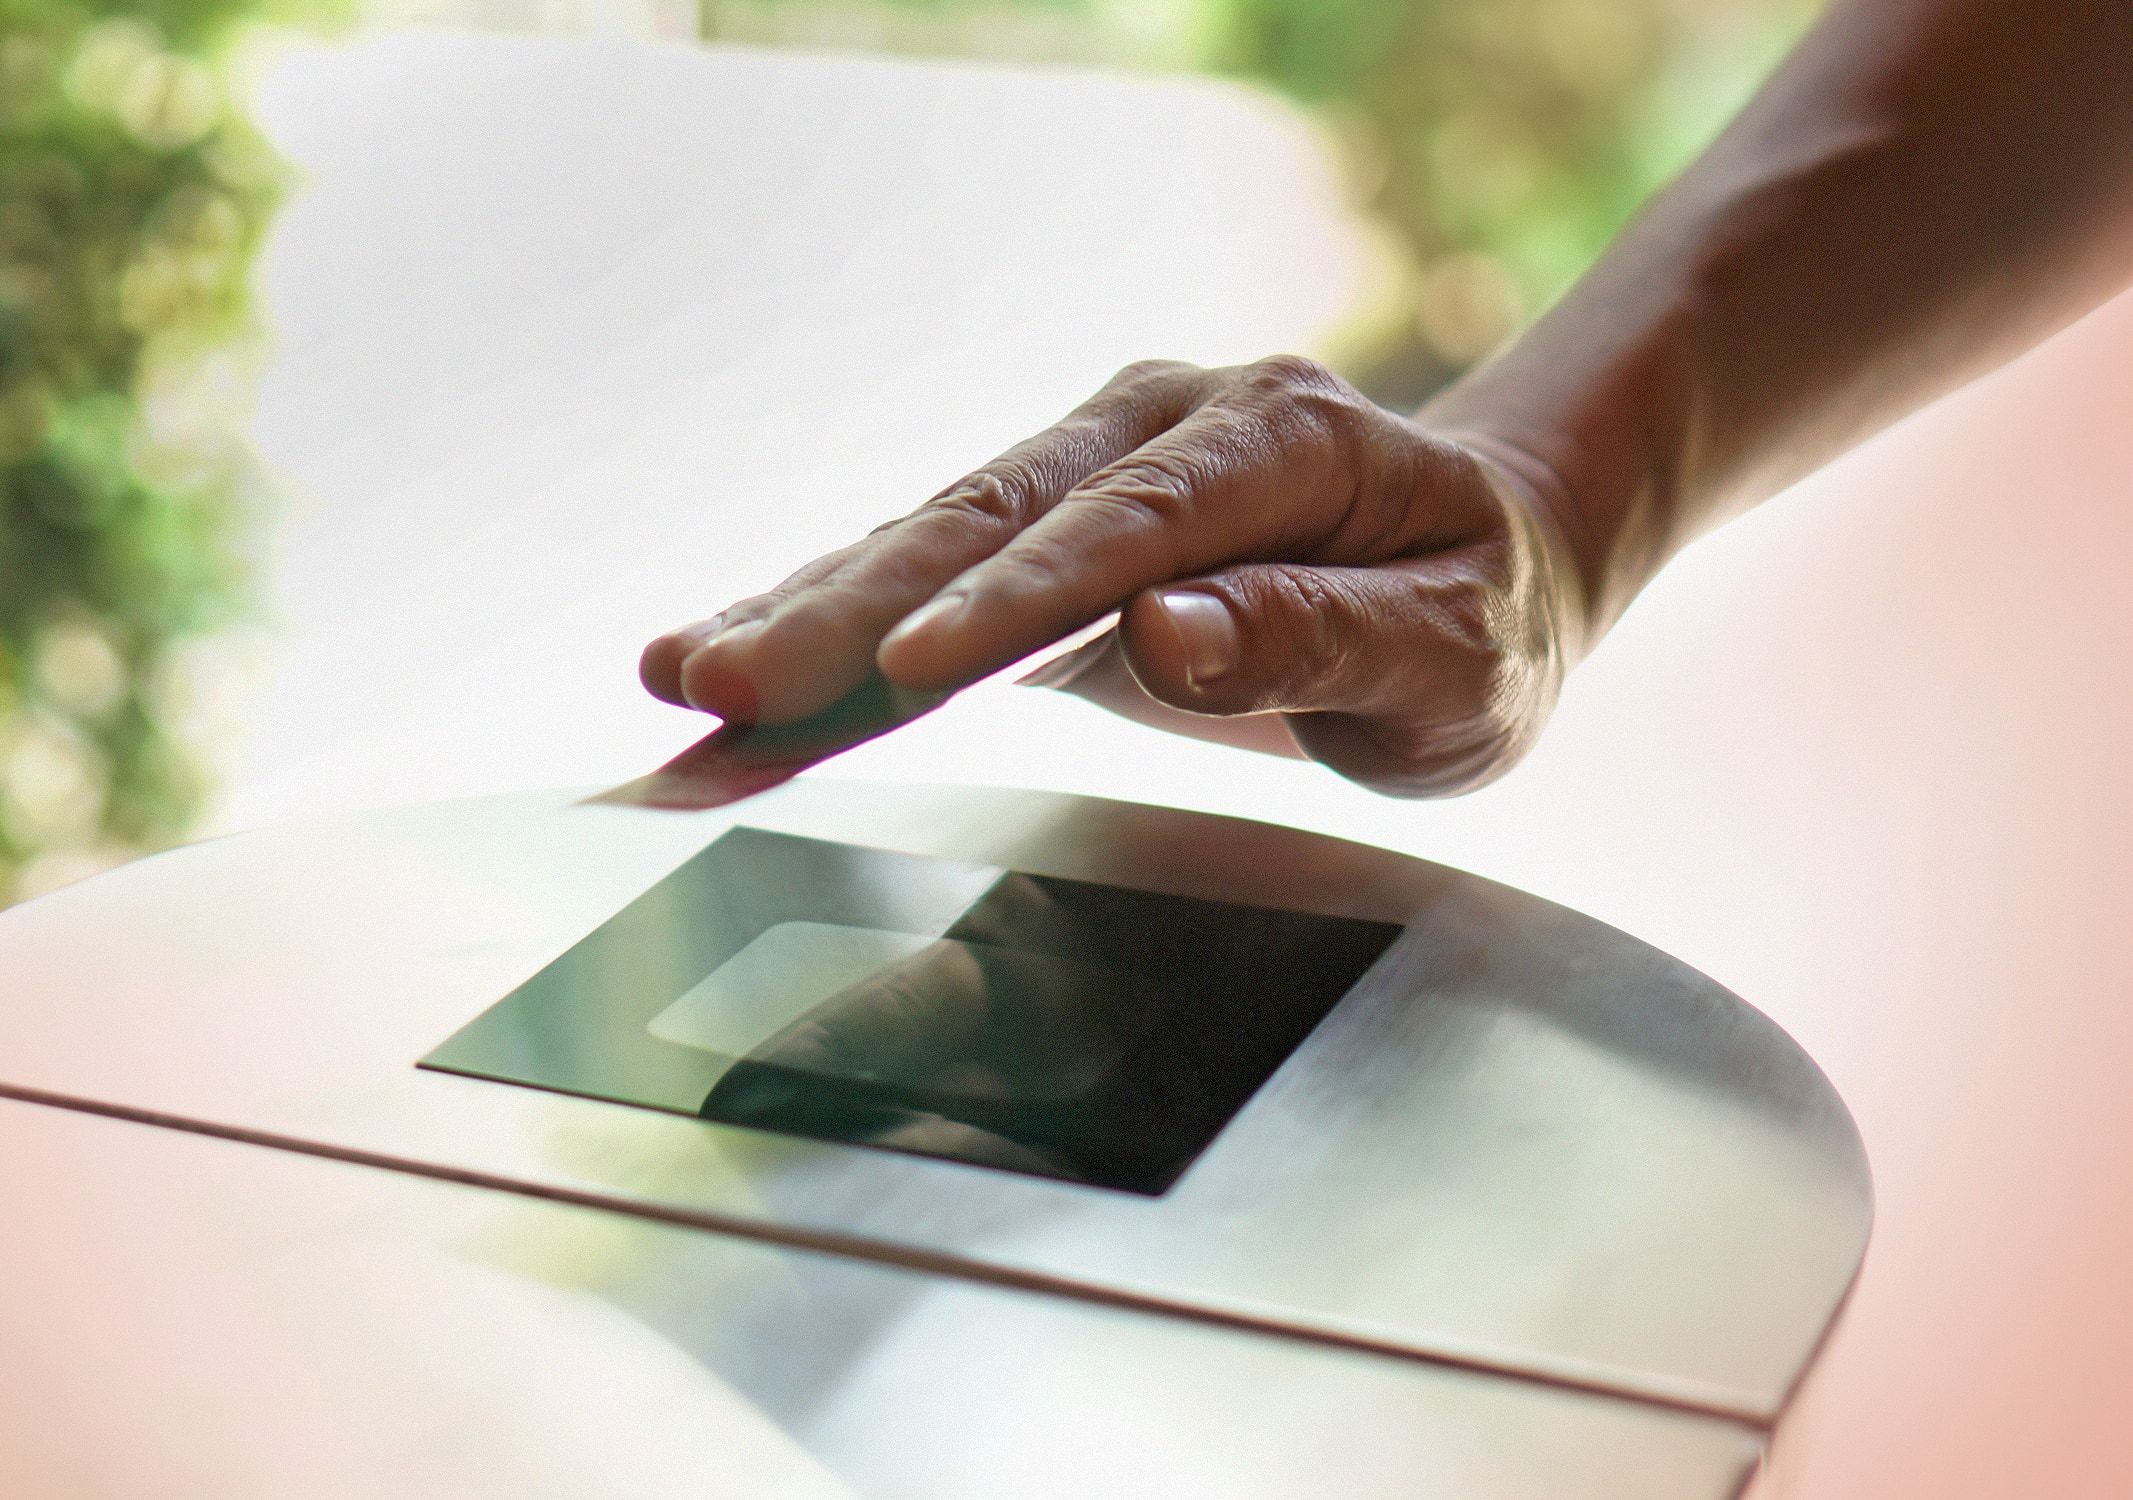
[882, 591, 968, 652]
[703, 616, 764, 655]
[681, 618, 766, 715]
[646, 613, 725, 671]
[1155, 590, 1238, 688]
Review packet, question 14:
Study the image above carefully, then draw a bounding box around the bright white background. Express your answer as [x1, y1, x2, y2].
[229, 31, 1368, 828]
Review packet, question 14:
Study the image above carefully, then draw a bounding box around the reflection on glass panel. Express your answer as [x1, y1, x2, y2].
[423, 827, 1401, 1193]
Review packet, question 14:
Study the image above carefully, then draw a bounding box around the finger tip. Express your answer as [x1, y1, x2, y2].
[874, 591, 973, 688]
[679, 639, 762, 723]
[873, 636, 959, 695]
[695, 622, 890, 725]
[639, 633, 695, 704]
[1117, 592, 1202, 706]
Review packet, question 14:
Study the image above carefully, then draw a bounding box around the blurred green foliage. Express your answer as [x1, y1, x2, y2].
[0, 0, 281, 901]
[1200, 0, 1809, 399]
[706, 0, 1810, 400]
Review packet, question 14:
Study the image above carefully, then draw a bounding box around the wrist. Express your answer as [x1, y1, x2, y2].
[1435, 431, 1596, 672]
[1416, 296, 1698, 647]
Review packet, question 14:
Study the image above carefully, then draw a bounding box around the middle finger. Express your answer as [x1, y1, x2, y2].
[674, 363, 1206, 723]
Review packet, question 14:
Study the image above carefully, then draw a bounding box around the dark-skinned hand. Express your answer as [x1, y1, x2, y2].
[640, 355, 1585, 797]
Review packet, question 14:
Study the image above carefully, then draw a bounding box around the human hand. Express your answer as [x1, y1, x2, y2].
[641, 355, 1588, 796]
[697, 930, 1084, 1182]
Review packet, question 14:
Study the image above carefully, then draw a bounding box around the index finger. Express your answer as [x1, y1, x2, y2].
[875, 364, 1477, 692]
[656, 361, 1208, 724]
[870, 398, 1338, 691]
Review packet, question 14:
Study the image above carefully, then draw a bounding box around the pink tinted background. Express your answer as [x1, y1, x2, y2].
[1723, 288, 2133, 1495]
[4, 35, 2131, 1493]
[234, 36, 2133, 1489]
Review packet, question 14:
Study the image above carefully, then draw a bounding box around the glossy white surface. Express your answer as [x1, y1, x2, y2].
[0, 1099, 1762, 1499]
[220, 31, 1367, 828]
[154, 30, 2133, 1494]
[0, 782, 1868, 1424]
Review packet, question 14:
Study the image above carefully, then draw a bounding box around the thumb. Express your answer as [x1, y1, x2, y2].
[1116, 560, 1500, 723]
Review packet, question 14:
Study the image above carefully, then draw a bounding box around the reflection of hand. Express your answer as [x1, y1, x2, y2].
[642, 356, 1587, 796]
[718, 937, 999, 1096]
[698, 920, 1124, 1185]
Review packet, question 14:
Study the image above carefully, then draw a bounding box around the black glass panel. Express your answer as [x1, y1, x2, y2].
[421, 827, 1401, 1195]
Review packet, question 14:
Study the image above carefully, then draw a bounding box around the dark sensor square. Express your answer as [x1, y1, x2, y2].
[421, 826, 1401, 1195]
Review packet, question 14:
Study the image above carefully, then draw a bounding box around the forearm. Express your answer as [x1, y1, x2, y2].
[1422, 0, 2133, 641]
[642, 0, 2133, 792]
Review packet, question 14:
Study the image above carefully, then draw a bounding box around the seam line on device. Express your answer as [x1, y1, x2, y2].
[0, 1081, 1772, 1435]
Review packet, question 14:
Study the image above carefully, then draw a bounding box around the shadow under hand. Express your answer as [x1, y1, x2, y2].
[593, 675, 948, 812]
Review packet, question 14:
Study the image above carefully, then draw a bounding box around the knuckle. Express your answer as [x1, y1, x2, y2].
[709, 593, 780, 628]
[1237, 355, 1362, 425]
[1109, 357, 1199, 393]
[1039, 411, 1107, 447]
[1272, 560, 1557, 796]
[1260, 565, 1353, 664]
[1243, 352, 1336, 393]
[1231, 565, 1365, 701]
[1083, 450, 1201, 528]
[967, 545, 1064, 599]
[1418, 574, 1501, 656]
[1385, 591, 1558, 795]
[1232, 353, 1374, 456]
[935, 465, 1036, 526]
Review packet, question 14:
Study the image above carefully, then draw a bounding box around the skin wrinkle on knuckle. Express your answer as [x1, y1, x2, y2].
[1243, 358, 1359, 456]
[1083, 449, 1201, 532]
[1417, 576, 1497, 655]
[1449, 529, 1566, 720]
[1038, 485, 1189, 587]
[1236, 565, 1361, 705]
[965, 546, 1072, 608]
[1243, 352, 1337, 396]
[1376, 579, 1554, 794]
[967, 484, 1181, 644]
[1111, 357, 1198, 394]
[1019, 412, 1108, 475]
[1432, 608, 1525, 727]
[1184, 403, 1326, 544]
[935, 467, 1034, 527]
[1223, 359, 1393, 553]
[713, 593, 775, 624]
[693, 587, 802, 643]
[1284, 568, 1355, 665]
[1191, 400, 1283, 471]
[1241, 402, 1325, 485]
[1217, 367, 1315, 445]
[1324, 414, 1420, 560]
[1265, 544, 1549, 795]
[919, 411, 1126, 537]
[1087, 362, 1199, 433]
[751, 539, 867, 605]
